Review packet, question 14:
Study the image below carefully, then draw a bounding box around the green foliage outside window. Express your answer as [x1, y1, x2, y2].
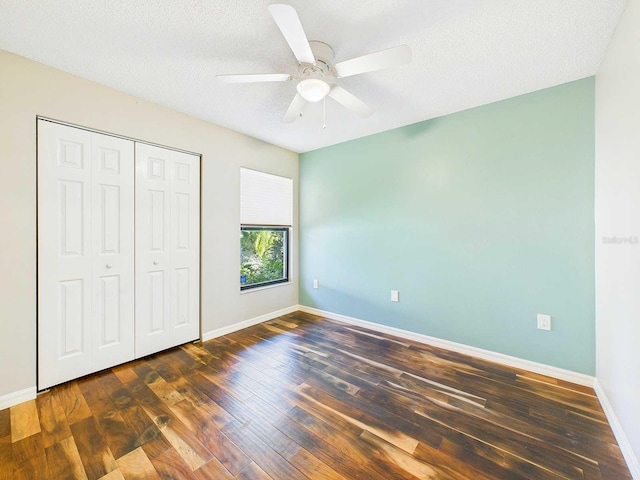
[240, 228, 288, 289]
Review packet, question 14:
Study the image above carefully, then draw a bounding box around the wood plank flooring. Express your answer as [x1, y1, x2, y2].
[0, 311, 632, 479]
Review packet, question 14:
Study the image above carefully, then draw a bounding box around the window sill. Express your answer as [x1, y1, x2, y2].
[240, 281, 293, 295]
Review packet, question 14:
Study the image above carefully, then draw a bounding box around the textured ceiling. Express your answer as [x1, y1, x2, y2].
[0, 0, 626, 153]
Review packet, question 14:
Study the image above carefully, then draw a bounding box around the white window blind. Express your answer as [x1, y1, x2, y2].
[240, 168, 293, 226]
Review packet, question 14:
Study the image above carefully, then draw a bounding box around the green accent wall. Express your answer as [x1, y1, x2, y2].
[299, 78, 596, 375]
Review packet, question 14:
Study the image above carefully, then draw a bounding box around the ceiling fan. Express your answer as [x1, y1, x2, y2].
[216, 1, 412, 124]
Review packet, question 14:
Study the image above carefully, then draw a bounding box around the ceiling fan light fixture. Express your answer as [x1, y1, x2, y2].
[296, 78, 330, 102]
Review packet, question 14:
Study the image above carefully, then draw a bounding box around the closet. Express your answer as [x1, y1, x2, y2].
[37, 119, 200, 390]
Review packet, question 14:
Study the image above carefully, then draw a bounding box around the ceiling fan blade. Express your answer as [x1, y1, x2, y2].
[216, 73, 290, 83]
[268, 2, 316, 65]
[282, 93, 306, 123]
[328, 86, 374, 118]
[334, 44, 411, 78]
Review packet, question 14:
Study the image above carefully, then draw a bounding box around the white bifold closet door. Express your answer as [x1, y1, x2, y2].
[134, 143, 200, 358]
[38, 120, 200, 390]
[38, 121, 135, 389]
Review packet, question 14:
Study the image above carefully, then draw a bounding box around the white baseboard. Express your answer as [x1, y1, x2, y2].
[0, 386, 37, 410]
[594, 380, 640, 479]
[201, 305, 299, 342]
[297, 305, 595, 387]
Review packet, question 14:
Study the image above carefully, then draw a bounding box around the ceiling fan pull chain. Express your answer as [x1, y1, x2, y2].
[322, 97, 327, 129]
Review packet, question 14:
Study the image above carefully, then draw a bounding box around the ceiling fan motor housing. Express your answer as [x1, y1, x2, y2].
[305, 41, 335, 74]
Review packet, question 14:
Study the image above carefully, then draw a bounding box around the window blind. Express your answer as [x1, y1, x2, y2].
[240, 168, 293, 226]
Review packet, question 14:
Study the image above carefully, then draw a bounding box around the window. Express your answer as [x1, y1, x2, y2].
[240, 227, 289, 289]
[240, 168, 292, 290]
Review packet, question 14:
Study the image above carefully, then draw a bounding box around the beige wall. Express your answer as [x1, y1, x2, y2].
[0, 49, 299, 399]
[595, 0, 640, 474]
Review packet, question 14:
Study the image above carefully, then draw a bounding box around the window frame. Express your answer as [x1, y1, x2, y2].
[240, 225, 290, 291]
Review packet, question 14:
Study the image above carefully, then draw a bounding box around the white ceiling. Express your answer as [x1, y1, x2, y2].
[0, 0, 626, 153]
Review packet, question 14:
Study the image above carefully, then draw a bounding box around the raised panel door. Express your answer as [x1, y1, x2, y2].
[38, 120, 94, 389]
[135, 143, 200, 357]
[91, 133, 135, 371]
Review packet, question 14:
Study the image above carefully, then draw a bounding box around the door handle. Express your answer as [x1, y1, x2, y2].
[106, 264, 113, 269]
[153, 260, 159, 265]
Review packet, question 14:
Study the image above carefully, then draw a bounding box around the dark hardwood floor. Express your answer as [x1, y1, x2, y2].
[0, 311, 632, 479]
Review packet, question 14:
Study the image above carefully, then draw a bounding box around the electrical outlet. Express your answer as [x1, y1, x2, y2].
[391, 290, 399, 302]
[537, 314, 551, 331]
[313, 279, 319, 289]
